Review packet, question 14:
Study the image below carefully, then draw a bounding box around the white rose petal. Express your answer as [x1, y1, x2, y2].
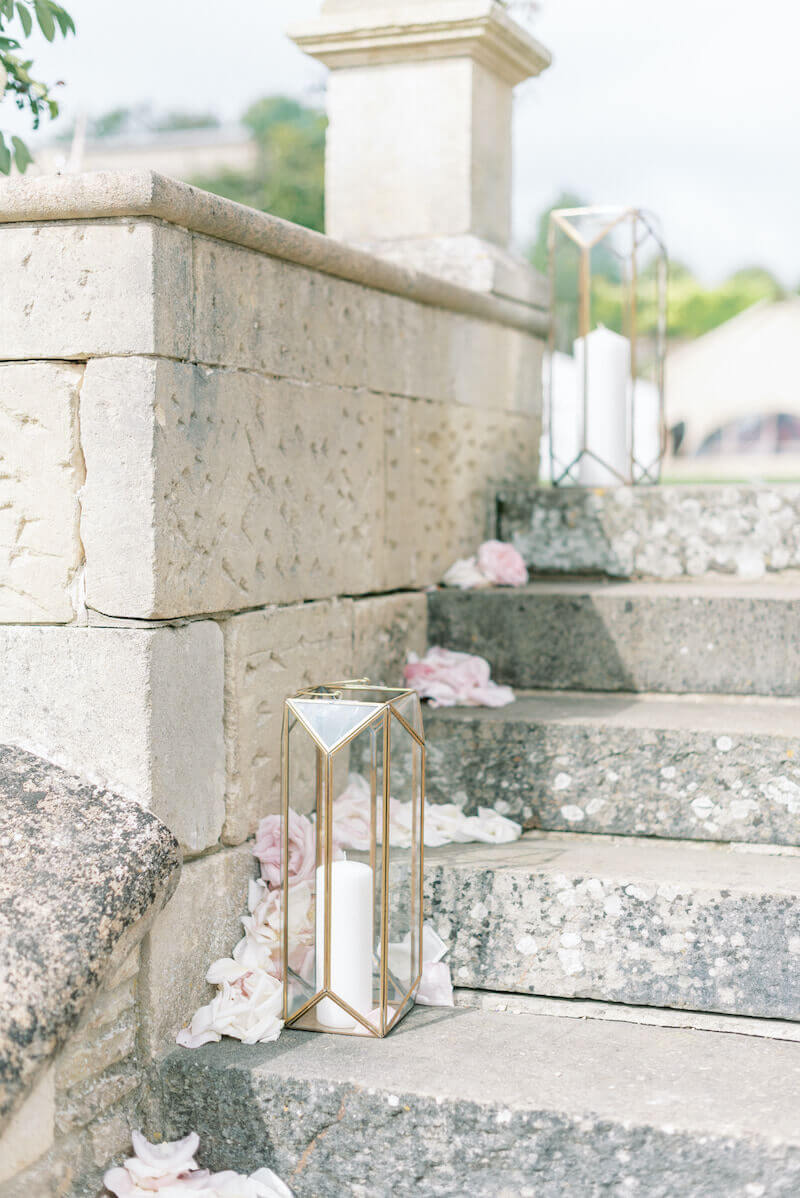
[441, 556, 491, 589]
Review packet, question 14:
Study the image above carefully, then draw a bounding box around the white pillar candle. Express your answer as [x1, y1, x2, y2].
[575, 326, 631, 486]
[632, 378, 661, 480]
[315, 860, 373, 1029]
[544, 351, 581, 483]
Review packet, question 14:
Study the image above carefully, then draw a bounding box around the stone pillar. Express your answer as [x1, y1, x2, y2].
[290, 0, 551, 305]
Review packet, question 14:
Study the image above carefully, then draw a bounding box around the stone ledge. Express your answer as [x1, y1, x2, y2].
[0, 746, 180, 1134]
[0, 171, 545, 336]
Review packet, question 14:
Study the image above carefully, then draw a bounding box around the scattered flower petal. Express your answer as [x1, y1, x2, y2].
[421, 924, 448, 965]
[462, 806, 524, 844]
[404, 647, 514, 708]
[327, 774, 522, 852]
[440, 540, 527, 590]
[209, 1168, 293, 1197]
[476, 540, 528, 586]
[415, 961, 454, 1007]
[103, 1134, 293, 1197]
[249, 1168, 294, 1198]
[103, 1168, 138, 1197]
[442, 556, 491, 589]
[331, 775, 373, 851]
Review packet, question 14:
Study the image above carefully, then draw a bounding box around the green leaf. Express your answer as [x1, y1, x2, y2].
[34, 0, 54, 40]
[52, 4, 73, 35]
[11, 133, 31, 171]
[0, 0, 14, 20]
[15, 2, 31, 35]
[0, 134, 11, 174]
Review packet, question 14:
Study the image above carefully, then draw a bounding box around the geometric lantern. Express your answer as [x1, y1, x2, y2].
[546, 205, 668, 486]
[280, 681, 425, 1037]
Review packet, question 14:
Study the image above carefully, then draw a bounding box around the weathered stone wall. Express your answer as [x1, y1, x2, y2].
[0, 950, 141, 1198]
[0, 171, 539, 850]
[0, 174, 542, 626]
[0, 170, 542, 1188]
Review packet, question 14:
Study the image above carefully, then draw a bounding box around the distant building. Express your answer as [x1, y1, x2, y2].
[666, 298, 800, 459]
[29, 123, 256, 183]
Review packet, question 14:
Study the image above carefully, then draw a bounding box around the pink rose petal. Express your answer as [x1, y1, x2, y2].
[404, 648, 514, 708]
[477, 539, 528, 586]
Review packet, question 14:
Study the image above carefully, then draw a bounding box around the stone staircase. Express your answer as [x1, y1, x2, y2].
[154, 486, 800, 1197]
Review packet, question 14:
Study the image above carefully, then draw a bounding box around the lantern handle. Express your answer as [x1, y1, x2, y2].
[295, 678, 372, 695]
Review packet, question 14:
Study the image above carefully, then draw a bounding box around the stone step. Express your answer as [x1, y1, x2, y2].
[423, 690, 800, 845]
[423, 832, 800, 1020]
[427, 577, 800, 695]
[496, 483, 800, 579]
[157, 1003, 800, 1197]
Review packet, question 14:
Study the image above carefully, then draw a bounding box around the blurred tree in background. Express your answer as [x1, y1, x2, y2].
[666, 264, 785, 338]
[191, 95, 326, 232]
[54, 92, 326, 232]
[59, 105, 220, 140]
[0, 0, 74, 172]
[153, 110, 219, 133]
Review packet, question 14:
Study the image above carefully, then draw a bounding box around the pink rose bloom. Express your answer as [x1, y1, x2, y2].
[253, 809, 315, 889]
[404, 647, 514, 708]
[477, 540, 528, 586]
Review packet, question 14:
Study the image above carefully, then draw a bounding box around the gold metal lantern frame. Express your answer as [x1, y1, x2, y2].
[280, 681, 425, 1037]
[546, 205, 668, 487]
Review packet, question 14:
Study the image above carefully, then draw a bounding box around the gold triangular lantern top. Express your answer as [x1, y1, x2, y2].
[288, 680, 421, 753]
[288, 697, 379, 752]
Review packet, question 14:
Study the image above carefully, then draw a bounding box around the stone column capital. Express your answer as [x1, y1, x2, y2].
[290, 1, 551, 86]
[289, 0, 551, 277]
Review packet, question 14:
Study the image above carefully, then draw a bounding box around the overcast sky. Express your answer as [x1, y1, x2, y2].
[5, 0, 799, 285]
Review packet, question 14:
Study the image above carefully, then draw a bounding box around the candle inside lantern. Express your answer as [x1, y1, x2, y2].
[315, 859, 373, 1029]
[575, 326, 630, 486]
[632, 378, 661, 480]
[546, 351, 581, 482]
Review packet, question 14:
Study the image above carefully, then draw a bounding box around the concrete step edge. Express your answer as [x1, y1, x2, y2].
[421, 691, 800, 846]
[157, 1004, 800, 1197]
[424, 832, 800, 1021]
[427, 584, 800, 696]
[496, 483, 800, 582]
